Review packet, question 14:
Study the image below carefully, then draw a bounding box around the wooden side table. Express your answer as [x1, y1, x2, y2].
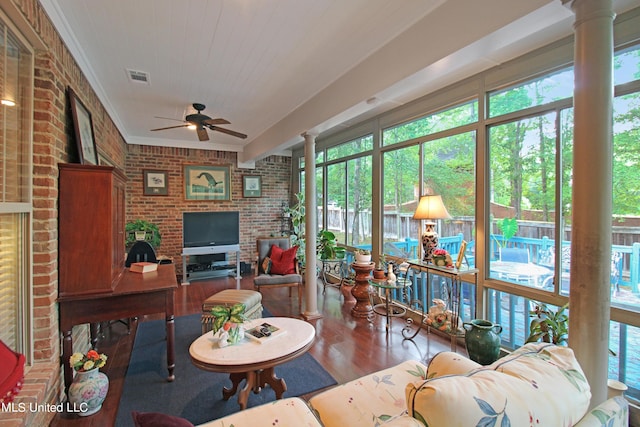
[350, 262, 374, 317]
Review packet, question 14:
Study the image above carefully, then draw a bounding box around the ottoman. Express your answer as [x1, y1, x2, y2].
[201, 289, 263, 334]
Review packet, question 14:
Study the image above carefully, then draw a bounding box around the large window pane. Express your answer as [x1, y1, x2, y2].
[382, 145, 420, 259]
[488, 113, 557, 288]
[326, 135, 372, 161]
[346, 156, 372, 248]
[614, 45, 640, 86]
[0, 19, 32, 356]
[612, 91, 640, 309]
[383, 100, 478, 146]
[422, 132, 476, 266]
[488, 68, 573, 118]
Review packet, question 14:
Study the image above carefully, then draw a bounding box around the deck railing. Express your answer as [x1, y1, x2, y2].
[379, 234, 640, 294]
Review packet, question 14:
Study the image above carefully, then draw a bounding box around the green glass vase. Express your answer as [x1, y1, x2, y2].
[463, 319, 503, 365]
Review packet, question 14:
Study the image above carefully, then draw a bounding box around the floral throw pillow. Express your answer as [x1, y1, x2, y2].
[407, 343, 591, 426]
[261, 256, 272, 274]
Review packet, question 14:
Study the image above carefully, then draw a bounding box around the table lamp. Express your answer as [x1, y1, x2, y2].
[412, 195, 451, 263]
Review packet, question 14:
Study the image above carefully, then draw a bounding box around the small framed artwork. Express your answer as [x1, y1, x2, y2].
[242, 175, 262, 198]
[68, 88, 99, 165]
[143, 169, 169, 196]
[184, 165, 231, 200]
[455, 240, 468, 269]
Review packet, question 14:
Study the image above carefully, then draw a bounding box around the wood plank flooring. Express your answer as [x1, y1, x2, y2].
[50, 274, 454, 427]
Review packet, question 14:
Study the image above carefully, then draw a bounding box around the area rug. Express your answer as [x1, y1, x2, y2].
[115, 312, 336, 426]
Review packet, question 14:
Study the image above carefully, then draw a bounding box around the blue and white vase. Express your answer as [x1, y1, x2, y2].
[68, 368, 109, 416]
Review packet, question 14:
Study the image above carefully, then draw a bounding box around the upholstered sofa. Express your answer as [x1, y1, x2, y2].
[135, 343, 629, 427]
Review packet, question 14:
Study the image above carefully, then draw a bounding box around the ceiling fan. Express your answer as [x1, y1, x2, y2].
[150, 103, 247, 141]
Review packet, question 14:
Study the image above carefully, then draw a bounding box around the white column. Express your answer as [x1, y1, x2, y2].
[565, 0, 615, 408]
[302, 132, 322, 320]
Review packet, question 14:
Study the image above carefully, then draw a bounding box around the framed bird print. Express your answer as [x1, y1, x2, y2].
[242, 175, 262, 198]
[184, 165, 231, 200]
[143, 169, 169, 196]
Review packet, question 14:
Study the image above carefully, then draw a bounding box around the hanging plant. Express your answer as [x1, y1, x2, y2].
[125, 219, 162, 249]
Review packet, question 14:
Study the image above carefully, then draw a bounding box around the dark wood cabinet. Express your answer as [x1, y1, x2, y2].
[58, 163, 126, 297]
[57, 163, 178, 393]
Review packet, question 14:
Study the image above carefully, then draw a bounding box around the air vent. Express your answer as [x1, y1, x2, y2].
[126, 69, 150, 84]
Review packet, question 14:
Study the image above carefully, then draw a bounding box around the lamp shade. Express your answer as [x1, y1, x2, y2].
[412, 195, 451, 221]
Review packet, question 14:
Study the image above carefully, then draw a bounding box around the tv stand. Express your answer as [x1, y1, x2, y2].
[181, 244, 241, 288]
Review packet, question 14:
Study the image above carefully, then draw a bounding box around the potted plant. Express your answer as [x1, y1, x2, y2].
[284, 192, 306, 266]
[373, 253, 386, 279]
[525, 302, 569, 345]
[354, 249, 371, 264]
[317, 230, 345, 260]
[210, 303, 246, 346]
[125, 219, 161, 249]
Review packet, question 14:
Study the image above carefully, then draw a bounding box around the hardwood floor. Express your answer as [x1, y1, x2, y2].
[50, 274, 453, 427]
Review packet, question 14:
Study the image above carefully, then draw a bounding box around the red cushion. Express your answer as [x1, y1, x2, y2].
[269, 244, 298, 275]
[0, 340, 25, 404]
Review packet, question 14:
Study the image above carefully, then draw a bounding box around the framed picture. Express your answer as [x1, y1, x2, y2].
[143, 169, 169, 196]
[68, 88, 98, 165]
[184, 165, 231, 200]
[242, 175, 262, 198]
[455, 240, 468, 269]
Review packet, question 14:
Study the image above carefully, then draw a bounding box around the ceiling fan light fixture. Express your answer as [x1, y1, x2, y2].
[187, 124, 197, 130]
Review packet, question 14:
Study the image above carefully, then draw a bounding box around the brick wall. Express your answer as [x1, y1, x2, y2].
[126, 145, 292, 274]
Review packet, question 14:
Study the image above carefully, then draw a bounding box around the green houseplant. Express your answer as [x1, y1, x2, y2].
[125, 219, 161, 249]
[284, 192, 306, 265]
[526, 302, 569, 345]
[317, 230, 345, 260]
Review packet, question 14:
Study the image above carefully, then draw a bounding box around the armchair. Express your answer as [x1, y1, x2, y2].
[254, 238, 303, 312]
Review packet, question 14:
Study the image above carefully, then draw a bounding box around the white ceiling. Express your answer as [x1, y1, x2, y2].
[40, 0, 639, 167]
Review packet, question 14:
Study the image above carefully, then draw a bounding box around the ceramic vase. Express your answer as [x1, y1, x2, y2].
[387, 264, 397, 283]
[341, 283, 356, 303]
[68, 369, 109, 416]
[227, 324, 245, 345]
[463, 319, 503, 365]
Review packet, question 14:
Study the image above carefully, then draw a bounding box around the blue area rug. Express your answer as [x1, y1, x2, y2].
[115, 312, 335, 426]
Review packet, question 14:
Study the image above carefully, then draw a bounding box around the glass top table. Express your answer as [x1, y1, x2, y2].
[369, 278, 415, 334]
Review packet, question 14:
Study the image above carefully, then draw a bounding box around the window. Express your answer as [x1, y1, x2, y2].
[292, 21, 640, 402]
[383, 100, 478, 146]
[0, 18, 33, 356]
[488, 112, 559, 288]
[326, 155, 372, 247]
[382, 145, 420, 259]
[488, 68, 574, 118]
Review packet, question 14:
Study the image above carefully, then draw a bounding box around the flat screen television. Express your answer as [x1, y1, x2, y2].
[183, 211, 240, 248]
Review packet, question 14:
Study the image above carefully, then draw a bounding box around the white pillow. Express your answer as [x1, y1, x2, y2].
[406, 343, 591, 427]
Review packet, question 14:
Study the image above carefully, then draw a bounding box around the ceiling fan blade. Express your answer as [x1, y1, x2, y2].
[196, 126, 209, 141]
[202, 118, 230, 126]
[150, 124, 190, 131]
[209, 125, 247, 139]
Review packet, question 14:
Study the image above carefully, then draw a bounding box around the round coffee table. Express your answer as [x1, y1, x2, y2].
[189, 317, 315, 409]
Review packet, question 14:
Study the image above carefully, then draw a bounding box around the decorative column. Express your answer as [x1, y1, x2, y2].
[351, 262, 374, 317]
[302, 132, 322, 320]
[564, 0, 614, 409]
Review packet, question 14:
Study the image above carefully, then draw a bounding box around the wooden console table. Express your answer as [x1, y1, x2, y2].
[406, 260, 478, 350]
[58, 264, 178, 393]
